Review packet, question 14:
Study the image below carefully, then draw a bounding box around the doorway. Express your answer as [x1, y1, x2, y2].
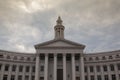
[57, 69, 63, 80]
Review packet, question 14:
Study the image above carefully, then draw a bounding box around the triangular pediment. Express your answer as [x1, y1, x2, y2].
[35, 39, 85, 49]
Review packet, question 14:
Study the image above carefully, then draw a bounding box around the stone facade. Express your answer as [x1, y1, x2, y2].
[0, 17, 120, 80]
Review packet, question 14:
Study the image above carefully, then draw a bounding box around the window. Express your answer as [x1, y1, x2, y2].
[103, 65, 107, 72]
[76, 66, 79, 71]
[97, 75, 101, 80]
[89, 57, 93, 61]
[11, 75, 15, 80]
[95, 57, 99, 60]
[41, 66, 44, 71]
[57, 54, 63, 61]
[20, 57, 24, 60]
[40, 77, 44, 80]
[104, 75, 108, 80]
[0, 64, 2, 70]
[117, 63, 120, 70]
[32, 66, 35, 72]
[19, 65, 23, 72]
[109, 56, 113, 59]
[49, 54, 53, 61]
[90, 66, 94, 72]
[110, 64, 114, 71]
[32, 76, 35, 80]
[25, 75, 29, 80]
[3, 75, 8, 80]
[26, 66, 30, 72]
[66, 54, 71, 61]
[5, 64, 9, 71]
[18, 75, 22, 80]
[13, 56, 17, 60]
[12, 65, 16, 72]
[85, 76, 88, 80]
[0, 54, 3, 58]
[96, 66, 100, 72]
[27, 57, 30, 61]
[84, 66, 87, 72]
[76, 77, 80, 80]
[90, 75, 94, 80]
[111, 74, 116, 80]
[75, 54, 80, 60]
[102, 56, 106, 60]
[7, 56, 10, 59]
[40, 54, 45, 60]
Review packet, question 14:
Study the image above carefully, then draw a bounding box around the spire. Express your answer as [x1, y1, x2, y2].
[54, 16, 65, 40]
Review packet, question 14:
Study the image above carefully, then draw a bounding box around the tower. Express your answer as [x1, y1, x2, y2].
[54, 16, 65, 39]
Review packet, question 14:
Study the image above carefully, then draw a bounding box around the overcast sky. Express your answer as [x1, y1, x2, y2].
[0, 0, 120, 53]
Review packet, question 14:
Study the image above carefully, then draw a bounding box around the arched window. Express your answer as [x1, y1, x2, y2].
[102, 56, 106, 60]
[13, 56, 17, 60]
[95, 57, 99, 60]
[116, 55, 120, 58]
[27, 57, 31, 61]
[20, 57, 24, 60]
[109, 56, 113, 59]
[7, 56, 11, 59]
[89, 57, 93, 61]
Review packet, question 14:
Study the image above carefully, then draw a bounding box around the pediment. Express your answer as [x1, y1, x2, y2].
[35, 39, 85, 49]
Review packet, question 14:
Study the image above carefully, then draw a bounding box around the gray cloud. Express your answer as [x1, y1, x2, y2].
[0, 0, 120, 53]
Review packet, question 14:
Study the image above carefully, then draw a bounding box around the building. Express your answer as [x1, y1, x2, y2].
[0, 17, 120, 80]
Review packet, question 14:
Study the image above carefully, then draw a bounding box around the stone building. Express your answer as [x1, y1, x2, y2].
[0, 17, 120, 80]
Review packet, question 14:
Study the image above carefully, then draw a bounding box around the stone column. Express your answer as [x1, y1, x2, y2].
[35, 54, 40, 80]
[80, 54, 85, 80]
[44, 54, 48, 80]
[54, 54, 57, 80]
[72, 54, 76, 80]
[63, 54, 67, 80]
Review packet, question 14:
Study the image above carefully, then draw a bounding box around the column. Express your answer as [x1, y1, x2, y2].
[44, 54, 48, 80]
[63, 54, 66, 80]
[35, 54, 40, 80]
[72, 54, 76, 80]
[80, 54, 85, 80]
[54, 54, 57, 80]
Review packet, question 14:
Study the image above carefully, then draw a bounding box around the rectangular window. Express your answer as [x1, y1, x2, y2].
[76, 77, 80, 80]
[11, 75, 15, 80]
[103, 65, 107, 72]
[76, 66, 79, 71]
[12, 65, 16, 72]
[117, 63, 120, 70]
[40, 77, 44, 80]
[3, 75, 8, 80]
[19, 65, 23, 72]
[41, 66, 44, 71]
[0, 64, 2, 70]
[90, 75, 94, 80]
[32, 76, 35, 80]
[26, 66, 30, 72]
[104, 75, 109, 80]
[84, 66, 87, 72]
[32, 66, 35, 72]
[5, 64, 9, 71]
[97, 75, 101, 80]
[96, 66, 100, 72]
[110, 64, 114, 71]
[25, 75, 29, 80]
[18, 75, 22, 80]
[111, 74, 116, 80]
[85, 76, 88, 80]
[90, 66, 94, 72]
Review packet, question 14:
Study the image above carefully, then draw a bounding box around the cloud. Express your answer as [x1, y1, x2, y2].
[0, 0, 120, 53]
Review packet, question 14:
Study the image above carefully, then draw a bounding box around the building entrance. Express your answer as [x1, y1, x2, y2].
[57, 69, 63, 80]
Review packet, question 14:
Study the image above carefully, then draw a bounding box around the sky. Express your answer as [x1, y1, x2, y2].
[0, 0, 120, 53]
